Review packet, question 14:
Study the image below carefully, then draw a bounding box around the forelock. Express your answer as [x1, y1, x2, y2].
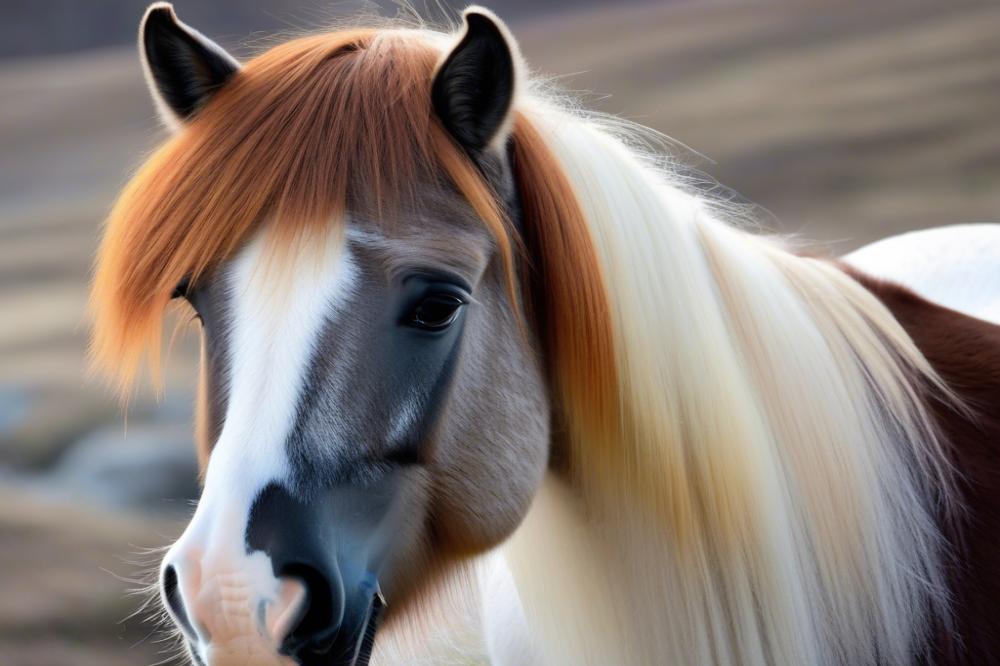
[91, 26, 511, 393]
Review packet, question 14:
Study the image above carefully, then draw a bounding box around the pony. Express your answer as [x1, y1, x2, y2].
[90, 3, 1000, 665]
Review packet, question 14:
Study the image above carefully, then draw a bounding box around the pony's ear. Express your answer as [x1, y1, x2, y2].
[432, 7, 523, 154]
[139, 2, 240, 131]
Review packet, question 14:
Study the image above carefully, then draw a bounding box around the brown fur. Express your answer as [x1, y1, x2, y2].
[847, 267, 1000, 664]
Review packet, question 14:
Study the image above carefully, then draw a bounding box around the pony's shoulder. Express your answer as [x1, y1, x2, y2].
[848, 264, 1000, 401]
[844, 223, 1000, 326]
[844, 263, 1000, 665]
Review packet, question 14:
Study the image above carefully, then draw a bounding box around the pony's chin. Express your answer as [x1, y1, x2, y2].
[199, 640, 297, 666]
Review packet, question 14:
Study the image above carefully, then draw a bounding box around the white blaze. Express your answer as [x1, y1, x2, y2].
[162, 228, 356, 663]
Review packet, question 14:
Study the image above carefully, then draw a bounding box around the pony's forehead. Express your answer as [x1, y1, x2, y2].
[253, 186, 497, 278]
[345, 223, 493, 285]
[208, 208, 495, 295]
[243, 222, 493, 286]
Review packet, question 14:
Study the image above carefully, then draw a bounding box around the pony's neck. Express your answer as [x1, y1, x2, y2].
[504, 100, 955, 665]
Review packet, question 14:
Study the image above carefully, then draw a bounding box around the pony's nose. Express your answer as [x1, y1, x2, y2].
[159, 471, 406, 664]
[246, 483, 390, 664]
[161, 552, 383, 666]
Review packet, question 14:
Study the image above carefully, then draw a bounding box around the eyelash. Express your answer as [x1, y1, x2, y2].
[171, 277, 191, 300]
[407, 293, 466, 330]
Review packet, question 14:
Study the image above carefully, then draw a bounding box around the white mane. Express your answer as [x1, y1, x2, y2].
[493, 91, 956, 665]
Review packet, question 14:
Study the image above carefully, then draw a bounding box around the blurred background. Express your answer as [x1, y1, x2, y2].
[1, 0, 998, 664]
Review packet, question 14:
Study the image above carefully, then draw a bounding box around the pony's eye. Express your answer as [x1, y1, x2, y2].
[408, 294, 464, 330]
[171, 277, 191, 300]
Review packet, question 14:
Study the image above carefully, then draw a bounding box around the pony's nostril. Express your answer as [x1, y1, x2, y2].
[279, 563, 342, 653]
[161, 564, 197, 641]
[265, 577, 307, 643]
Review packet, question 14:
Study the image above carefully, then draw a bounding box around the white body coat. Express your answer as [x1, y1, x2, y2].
[845, 224, 1000, 326]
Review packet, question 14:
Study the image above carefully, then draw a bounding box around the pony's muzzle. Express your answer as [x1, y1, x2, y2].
[160, 471, 408, 666]
[161, 545, 380, 666]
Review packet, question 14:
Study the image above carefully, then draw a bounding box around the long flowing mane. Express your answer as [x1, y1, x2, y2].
[506, 96, 957, 664]
[91, 21, 956, 666]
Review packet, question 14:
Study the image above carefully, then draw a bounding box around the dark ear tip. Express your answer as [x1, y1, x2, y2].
[142, 2, 176, 29]
[462, 8, 504, 36]
[145, 1, 175, 15]
[458, 8, 519, 65]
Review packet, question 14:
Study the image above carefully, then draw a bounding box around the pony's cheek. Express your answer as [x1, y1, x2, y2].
[430, 432, 549, 554]
[427, 305, 551, 552]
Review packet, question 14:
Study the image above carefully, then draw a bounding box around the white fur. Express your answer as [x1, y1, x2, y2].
[478, 551, 542, 666]
[162, 229, 355, 662]
[845, 223, 1000, 326]
[495, 93, 953, 665]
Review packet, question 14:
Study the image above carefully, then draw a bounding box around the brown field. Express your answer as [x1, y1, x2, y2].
[0, 0, 997, 663]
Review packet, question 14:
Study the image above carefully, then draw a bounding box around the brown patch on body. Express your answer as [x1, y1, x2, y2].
[847, 266, 1000, 664]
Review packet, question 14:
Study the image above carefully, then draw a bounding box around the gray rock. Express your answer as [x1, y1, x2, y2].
[0, 386, 31, 435]
[47, 422, 199, 515]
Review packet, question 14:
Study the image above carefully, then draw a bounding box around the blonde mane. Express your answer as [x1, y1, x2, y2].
[504, 96, 956, 665]
[91, 22, 956, 666]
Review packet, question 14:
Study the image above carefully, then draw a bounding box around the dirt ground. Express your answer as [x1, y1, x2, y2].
[0, 1, 997, 663]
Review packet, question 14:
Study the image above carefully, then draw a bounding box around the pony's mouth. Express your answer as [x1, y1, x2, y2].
[284, 587, 384, 666]
[354, 590, 384, 666]
[183, 588, 383, 666]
